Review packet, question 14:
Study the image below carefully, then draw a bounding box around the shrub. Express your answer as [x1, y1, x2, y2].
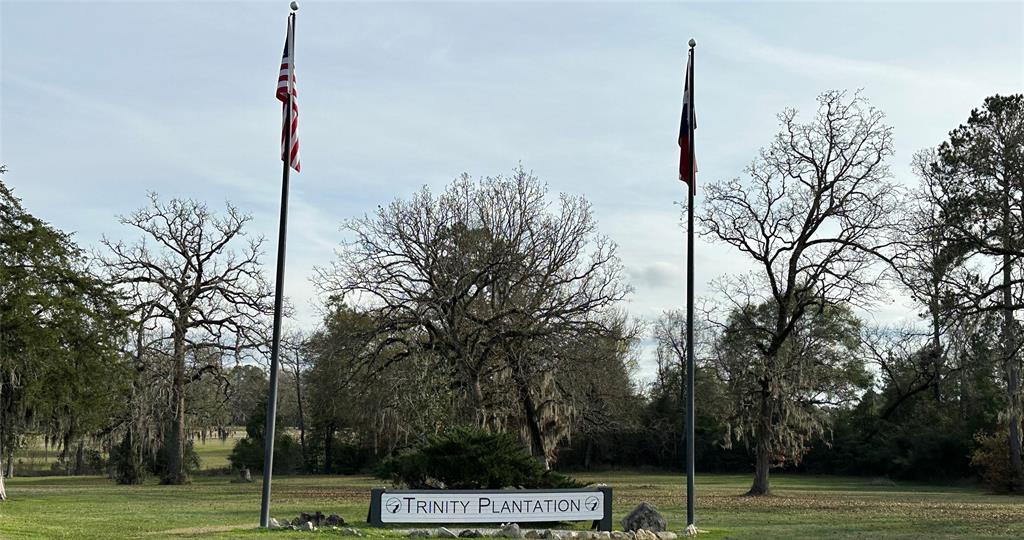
[376, 427, 583, 489]
[970, 428, 1021, 493]
[108, 432, 146, 484]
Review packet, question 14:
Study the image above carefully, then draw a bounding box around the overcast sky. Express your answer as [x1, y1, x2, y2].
[2, 1, 1022, 379]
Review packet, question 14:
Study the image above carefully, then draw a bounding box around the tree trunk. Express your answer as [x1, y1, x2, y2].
[1002, 184, 1024, 490]
[163, 323, 189, 484]
[74, 440, 85, 475]
[748, 388, 771, 496]
[930, 291, 943, 402]
[323, 422, 335, 474]
[0, 378, 6, 501]
[293, 365, 307, 465]
[0, 449, 5, 501]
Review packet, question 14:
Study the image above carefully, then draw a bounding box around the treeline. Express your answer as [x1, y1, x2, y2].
[0, 91, 1021, 502]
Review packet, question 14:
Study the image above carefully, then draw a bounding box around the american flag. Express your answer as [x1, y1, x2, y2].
[678, 52, 695, 189]
[277, 13, 300, 172]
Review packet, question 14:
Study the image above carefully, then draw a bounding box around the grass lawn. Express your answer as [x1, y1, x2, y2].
[3, 435, 1022, 539]
[3, 471, 1023, 539]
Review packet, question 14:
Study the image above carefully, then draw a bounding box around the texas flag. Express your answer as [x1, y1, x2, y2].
[678, 53, 695, 190]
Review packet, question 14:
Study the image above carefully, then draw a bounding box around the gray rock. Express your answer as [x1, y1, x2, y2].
[438, 528, 458, 538]
[409, 530, 433, 538]
[459, 531, 483, 538]
[621, 503, 667, 532]
[610, 532, 626, 540]
[268, 518, 282, 530]
[498, 524, 524, 539]
[340, 527, 363, 536]
[597, 532, 611, 540]
[525, 531, 541, 539]
[325, 514, 345, 526]
[302, 521, 315, 531]
[656, 533, 677, 540]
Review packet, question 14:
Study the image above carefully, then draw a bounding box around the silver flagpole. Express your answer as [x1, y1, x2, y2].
[260, 2, 298, 528]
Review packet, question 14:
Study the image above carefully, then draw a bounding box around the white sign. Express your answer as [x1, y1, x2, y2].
[380, 490, 604, 523]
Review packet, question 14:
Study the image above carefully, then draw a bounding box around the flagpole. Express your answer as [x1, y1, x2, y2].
[685, 37, 696, 529]
[260, 4, 297, 529]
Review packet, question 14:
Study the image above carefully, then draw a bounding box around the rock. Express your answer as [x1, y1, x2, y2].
[539, 530, 554, 539]
[682, 525, 698, 537]
[409, 530, 432, 538]
[498, 524, 524, 539]
[299, 512, 326, 526]
[525, 531, 541, 539]
[326, 514, 346, 526]
[656, 533, 677, 540]
[597, 532, 611, 540]
[302, 521, 315, 532]
[633, 530, 652, 540]
[621, 503, 667, 532]
[340, 527, 363, 536]
[438, 528, 458, 538]
[268, 518, 282, 530]
[459, 530, 483, 538]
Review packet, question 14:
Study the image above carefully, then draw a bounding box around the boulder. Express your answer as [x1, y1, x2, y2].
[268, 518, 282, 530]
[498, 524, 524, 539]
[621, 503, 667, 532]
[525, 531, 541, 539]
[597, 532, 611, 540]
[459, 530, 483, 538]
[302, 521, 315, 532]
[656, 533, 677, 540]
[610, 532, 627, 540]
[325, 514, 345, 526]
[540, 530, 555, 539]
[409, 530, 432, 538]
[340, 527, 363, 537]
[438, 528, 458, 538]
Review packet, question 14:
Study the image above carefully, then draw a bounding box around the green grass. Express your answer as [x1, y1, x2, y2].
[194, 430, 247, 471]
[2, 471, 1023, 539]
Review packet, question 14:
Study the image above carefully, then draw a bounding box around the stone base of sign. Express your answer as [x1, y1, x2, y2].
[397, 528, 677, 540]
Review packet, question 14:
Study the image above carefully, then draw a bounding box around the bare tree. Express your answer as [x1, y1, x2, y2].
[281, 331, 309, 463]
[315, 168, 630, 463]
[889, 150, 969, 401]
[101, 194, 271, 484]
[698, 91, 900, 494]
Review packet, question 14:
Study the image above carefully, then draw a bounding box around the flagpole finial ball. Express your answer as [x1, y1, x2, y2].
[689, 38, 696, 48]
[290, 1, 299, 11]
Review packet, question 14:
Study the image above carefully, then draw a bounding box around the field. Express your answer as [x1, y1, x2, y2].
[1, 436, 1022, 539]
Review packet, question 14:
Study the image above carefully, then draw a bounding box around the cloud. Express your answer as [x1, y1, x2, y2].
[629, 261, 683, 290]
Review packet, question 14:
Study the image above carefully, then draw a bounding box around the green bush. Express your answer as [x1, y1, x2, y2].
[376, 427, 583, 489]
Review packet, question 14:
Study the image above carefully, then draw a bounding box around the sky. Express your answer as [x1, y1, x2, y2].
[2, 0, 1022, 381]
